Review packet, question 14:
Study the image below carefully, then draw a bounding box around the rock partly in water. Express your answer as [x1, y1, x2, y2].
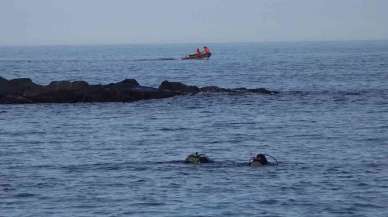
[159, 80, 200, 94]
[200, 85, 277, 95]
[0, 78, 40, 96]
[200, 86, 228, 92]
[48, 80, 89, 90]
[231, 87, 278, 95]
[0, 77, 9, 95]
[0, 77, 276, 104]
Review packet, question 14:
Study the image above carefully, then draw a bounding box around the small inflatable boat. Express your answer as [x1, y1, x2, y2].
[182, 52, 212, 60]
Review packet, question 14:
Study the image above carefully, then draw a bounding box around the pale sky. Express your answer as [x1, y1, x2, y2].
[0, 0, 387, 45]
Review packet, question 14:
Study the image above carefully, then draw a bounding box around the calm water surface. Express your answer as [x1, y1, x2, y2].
[1, 41, 388, 217]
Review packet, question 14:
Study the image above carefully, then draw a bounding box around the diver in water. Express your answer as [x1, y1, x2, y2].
[249, 154, 269, 167]
[185, 152, 212, 164]
[184, 152, 275, 166]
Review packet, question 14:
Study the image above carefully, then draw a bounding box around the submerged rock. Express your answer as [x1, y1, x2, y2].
[0, 77, 276, 104]
[200, 86, 227, 92]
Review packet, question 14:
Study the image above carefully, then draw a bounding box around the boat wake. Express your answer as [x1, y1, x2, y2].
[133, 57, 177, 62]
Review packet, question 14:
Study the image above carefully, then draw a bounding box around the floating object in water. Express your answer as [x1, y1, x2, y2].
[249, 154, 278, 167]
[185, 152, 212, 164]
[133, 57, 177, 62]
[182, 52, 212, 60]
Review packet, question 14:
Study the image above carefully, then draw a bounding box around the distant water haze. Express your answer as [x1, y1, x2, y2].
[0, 0, 388, 45]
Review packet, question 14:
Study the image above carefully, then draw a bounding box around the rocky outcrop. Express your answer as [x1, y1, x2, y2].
[200, 86, 276, 94]
[159, 80, 200, 94]
[0, 77, 276, 104]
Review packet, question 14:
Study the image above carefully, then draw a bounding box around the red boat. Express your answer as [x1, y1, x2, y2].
[182, 52, 212, 60]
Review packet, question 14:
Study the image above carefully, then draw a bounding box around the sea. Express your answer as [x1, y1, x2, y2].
[0, 41, 387, 217]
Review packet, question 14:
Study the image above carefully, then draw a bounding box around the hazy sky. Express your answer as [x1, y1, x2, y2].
[1, 0, 387, 45]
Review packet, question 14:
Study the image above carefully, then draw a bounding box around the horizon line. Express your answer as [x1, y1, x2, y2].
[1, 39, 388, 48]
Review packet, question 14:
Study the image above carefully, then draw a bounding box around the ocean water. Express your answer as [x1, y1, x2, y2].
[0, 41, 387, 217]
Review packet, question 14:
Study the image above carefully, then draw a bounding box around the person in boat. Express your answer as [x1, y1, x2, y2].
[249, 154, 269, 167]
[196, 48, 202, 57]
[203, 46, 211, 54]
[185, 152, 212, 164]
[187, 48, 202, 58]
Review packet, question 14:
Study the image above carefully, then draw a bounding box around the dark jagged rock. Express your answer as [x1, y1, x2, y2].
[0, 77, 9, 95]
[159, 80, 200, 94]
[0, 77, 276, 104]
[109, 79, 139, 88]
[49, 80, 72, 88]
[0, 77, 40, 96]
[48, 80, 89, 90]
[200, 86, 228, 92]
[201, 85, 277, 95]
[231, 87, 278, 95]
[0, 76, 7, 84]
